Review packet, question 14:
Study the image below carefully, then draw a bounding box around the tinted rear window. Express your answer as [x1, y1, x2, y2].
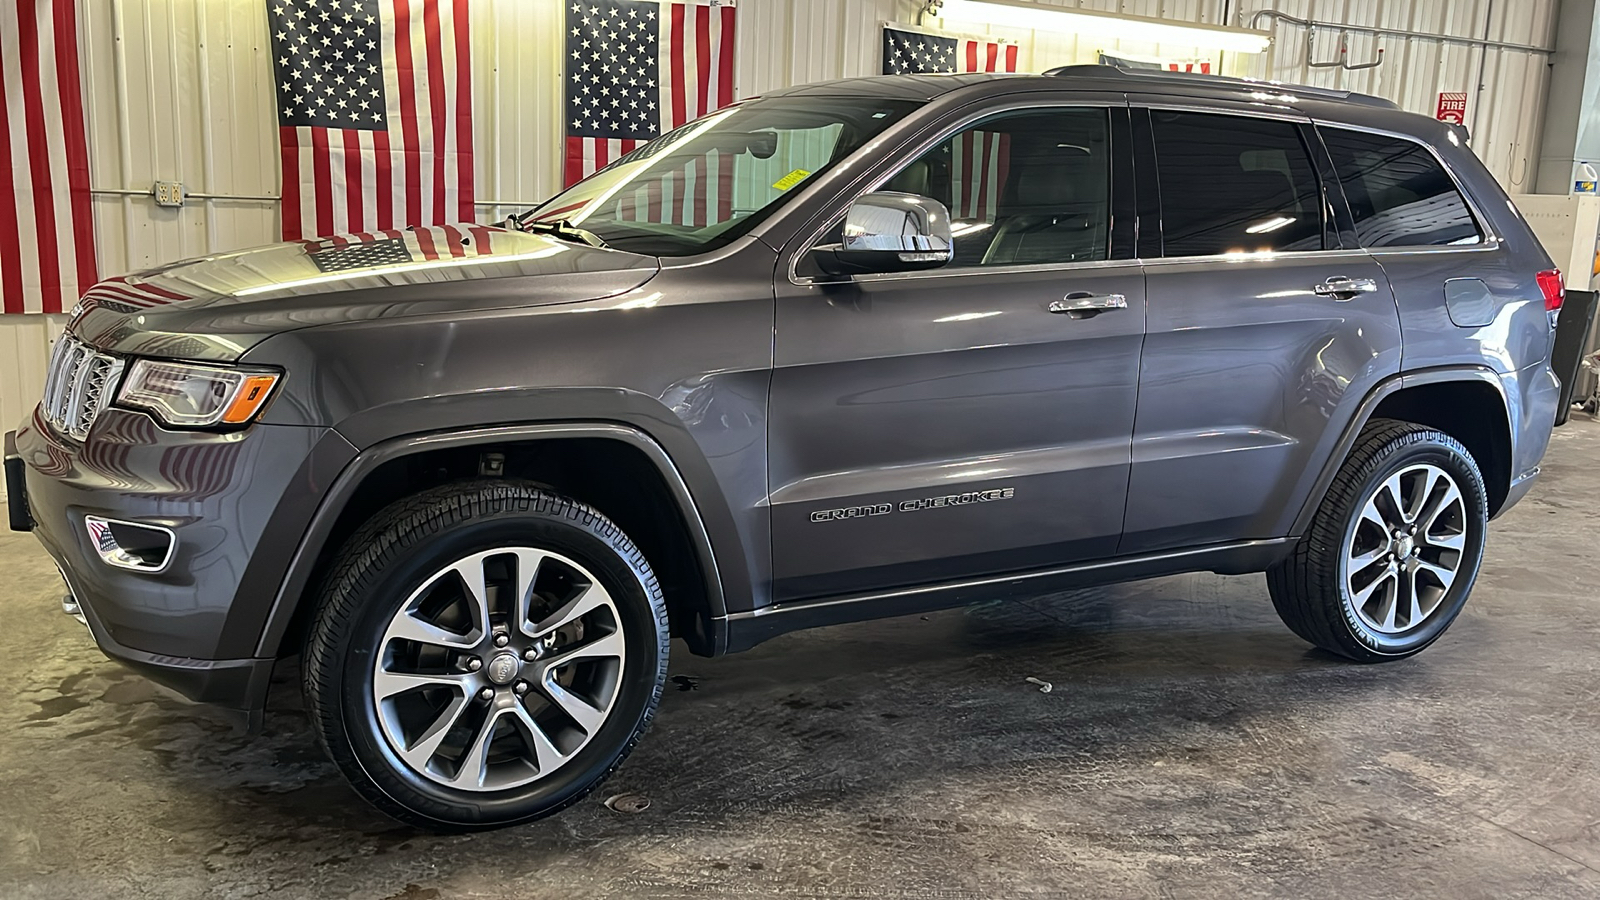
[1320, 128, 1482, 247]
[1150, 110, 1325, 257]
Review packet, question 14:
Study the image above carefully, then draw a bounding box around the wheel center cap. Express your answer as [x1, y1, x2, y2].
[485, 652, 521, 686]
[1395, 535, 1415, 559]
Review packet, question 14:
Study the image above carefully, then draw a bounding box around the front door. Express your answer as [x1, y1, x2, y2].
[1120, 105, 1403, 554]
[768, 103, 1144, 602]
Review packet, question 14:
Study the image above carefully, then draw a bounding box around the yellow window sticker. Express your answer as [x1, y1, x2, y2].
[772, 169, 811, 191]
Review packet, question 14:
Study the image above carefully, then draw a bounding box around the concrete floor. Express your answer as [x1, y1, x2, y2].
[2, 422, 1599, 900]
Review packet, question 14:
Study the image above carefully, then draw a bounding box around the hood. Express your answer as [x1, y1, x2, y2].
[69, 224, 659, 362]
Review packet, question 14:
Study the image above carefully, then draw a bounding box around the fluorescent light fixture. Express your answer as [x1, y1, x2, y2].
[934, 311, 1003, 322]
[934, 0, 1272, 54]
[1245, 215, 1296, 234]
[950, 221, 993, 238]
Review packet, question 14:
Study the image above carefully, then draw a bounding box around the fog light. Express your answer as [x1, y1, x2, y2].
[84, 515, 176, 573]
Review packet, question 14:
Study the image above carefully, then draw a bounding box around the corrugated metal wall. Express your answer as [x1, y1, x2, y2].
[0, 0, 1561, 429]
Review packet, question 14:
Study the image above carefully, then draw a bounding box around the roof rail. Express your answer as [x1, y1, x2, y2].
[1042, 64, 1400, 110]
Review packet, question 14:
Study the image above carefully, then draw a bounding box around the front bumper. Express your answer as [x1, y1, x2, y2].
[55, 560, 276, 715]
[9, 410, 339, 716]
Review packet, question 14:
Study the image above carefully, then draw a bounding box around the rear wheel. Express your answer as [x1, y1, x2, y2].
[303, 480, 669, 830]
[1268, 419, 1488, 661]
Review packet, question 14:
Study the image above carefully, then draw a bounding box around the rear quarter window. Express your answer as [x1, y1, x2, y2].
[1320, 127, 1483, 248]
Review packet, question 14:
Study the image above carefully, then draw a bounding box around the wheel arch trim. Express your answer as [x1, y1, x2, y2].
[1290, 366, 1511, 537]
[252, 422, 729, 659]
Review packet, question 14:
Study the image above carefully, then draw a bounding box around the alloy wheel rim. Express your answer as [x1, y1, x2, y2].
[1342, 463, 1469, 635]
[371, 547, 627, 792]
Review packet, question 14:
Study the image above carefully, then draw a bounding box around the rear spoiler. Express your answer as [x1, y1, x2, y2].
[1445, 122, 1471, 144]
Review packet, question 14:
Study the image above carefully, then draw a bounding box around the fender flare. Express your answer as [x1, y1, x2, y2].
[1288, 365, 1511, 537]
[251, 422, 730, 659]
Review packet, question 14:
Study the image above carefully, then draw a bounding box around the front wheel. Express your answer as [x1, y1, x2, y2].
[1268, 419, 1488, 661]
[302, 481, 670, 830]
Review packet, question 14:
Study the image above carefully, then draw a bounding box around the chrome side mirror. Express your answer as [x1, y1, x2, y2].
[812, 191, 954, 277]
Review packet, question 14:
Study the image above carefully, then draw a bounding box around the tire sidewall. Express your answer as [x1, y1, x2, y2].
[326, 501, 664, 829]
[1333, 435, 1487, 656]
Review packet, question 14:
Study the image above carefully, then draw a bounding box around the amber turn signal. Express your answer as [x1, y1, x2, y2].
[220, 374, 281, 424]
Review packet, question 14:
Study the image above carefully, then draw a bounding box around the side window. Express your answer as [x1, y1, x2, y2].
[1150, 110, 1326, 257]
[1320, 128, 1482, 247]
[879, 107, 1113, 268]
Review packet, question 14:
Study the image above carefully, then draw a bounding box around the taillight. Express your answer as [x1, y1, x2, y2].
[1537, 269, 1564, 312]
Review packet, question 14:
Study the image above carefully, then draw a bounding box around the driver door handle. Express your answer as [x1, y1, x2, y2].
[1048, 292, 1128, 318]
[1313, 276, 1379, 299]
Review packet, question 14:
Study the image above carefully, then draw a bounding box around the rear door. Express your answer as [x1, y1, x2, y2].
[1120, 104, 1403, 554]
[768, 99, 1144, 602]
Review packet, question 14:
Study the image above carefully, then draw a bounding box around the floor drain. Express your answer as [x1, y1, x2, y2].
[604, 792, 651, 814]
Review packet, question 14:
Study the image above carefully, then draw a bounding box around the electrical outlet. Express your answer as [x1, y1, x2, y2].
[153, 181, 185, 208]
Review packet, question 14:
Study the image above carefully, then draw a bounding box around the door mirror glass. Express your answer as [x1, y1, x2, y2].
[812, 191, 954, 276]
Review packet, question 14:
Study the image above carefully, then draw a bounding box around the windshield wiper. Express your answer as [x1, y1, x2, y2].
[517, 216, 609, 249]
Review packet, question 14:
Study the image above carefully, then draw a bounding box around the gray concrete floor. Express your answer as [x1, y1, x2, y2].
[3, 423, 1600, 900]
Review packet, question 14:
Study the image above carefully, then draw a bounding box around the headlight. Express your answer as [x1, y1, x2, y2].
[116, 360, 281, 429]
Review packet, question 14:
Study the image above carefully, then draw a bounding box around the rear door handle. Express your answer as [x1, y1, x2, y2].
[1048, 292, 1128, 318]
[1313, 276, 1379, 299]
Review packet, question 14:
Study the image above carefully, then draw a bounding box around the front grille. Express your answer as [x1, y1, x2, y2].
[40, 335, 124, 441]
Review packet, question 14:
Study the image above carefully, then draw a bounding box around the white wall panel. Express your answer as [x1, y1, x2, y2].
[1245, 0, 1557, 191]
[0, 0, 1564, 424]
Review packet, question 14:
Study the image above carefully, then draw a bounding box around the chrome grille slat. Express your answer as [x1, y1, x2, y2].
[39, 335, 122, 441]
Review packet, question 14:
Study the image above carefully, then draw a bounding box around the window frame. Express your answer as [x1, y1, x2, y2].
[1137, 104, 1341, 261]
[1314, 122, 1497, 253]
[786, 97, 1136, 286]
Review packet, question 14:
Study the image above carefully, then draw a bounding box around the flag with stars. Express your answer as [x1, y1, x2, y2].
[881, 25, 1018, 76]
[564, 0, 736, 188]
[267, 0, 474, 241]
[882, 25, 1019, 224]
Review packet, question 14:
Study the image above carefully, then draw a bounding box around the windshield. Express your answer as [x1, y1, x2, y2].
[522, 97, 921, 256]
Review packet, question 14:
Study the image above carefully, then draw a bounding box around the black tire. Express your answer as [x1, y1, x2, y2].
[303, 480, 669, 831]
[1267, 419, 1488, 662]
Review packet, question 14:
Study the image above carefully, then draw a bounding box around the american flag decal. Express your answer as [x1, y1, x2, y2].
[267, 0, 475, 240]
[563, 0, 737, 188]
[0, 0, 98, 315]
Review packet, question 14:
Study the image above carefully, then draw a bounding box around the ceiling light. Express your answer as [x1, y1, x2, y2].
[933, 0, 1272, 55]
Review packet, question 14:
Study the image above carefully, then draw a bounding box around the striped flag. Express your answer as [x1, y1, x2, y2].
[881, 25, 1018, 76]
[268, 0, 474, 241]
[563, 0, 737, 190]
[0, 0, 98, 315]
[882, 25, 1020, 223]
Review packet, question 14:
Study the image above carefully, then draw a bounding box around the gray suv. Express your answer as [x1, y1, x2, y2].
[4, 67, 1564, 830]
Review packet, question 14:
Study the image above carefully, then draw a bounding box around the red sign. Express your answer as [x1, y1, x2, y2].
[1436, 91, 1468, 125]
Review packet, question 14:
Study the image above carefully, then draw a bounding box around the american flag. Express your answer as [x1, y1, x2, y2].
[882, 26, 1019, 223]
[1098, 52, 1212, 74]
[881, 25, 1018, 77]
[0, 0, 98, 315]
[563, 0, 737, 195]
[268, 0, 474, 241]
